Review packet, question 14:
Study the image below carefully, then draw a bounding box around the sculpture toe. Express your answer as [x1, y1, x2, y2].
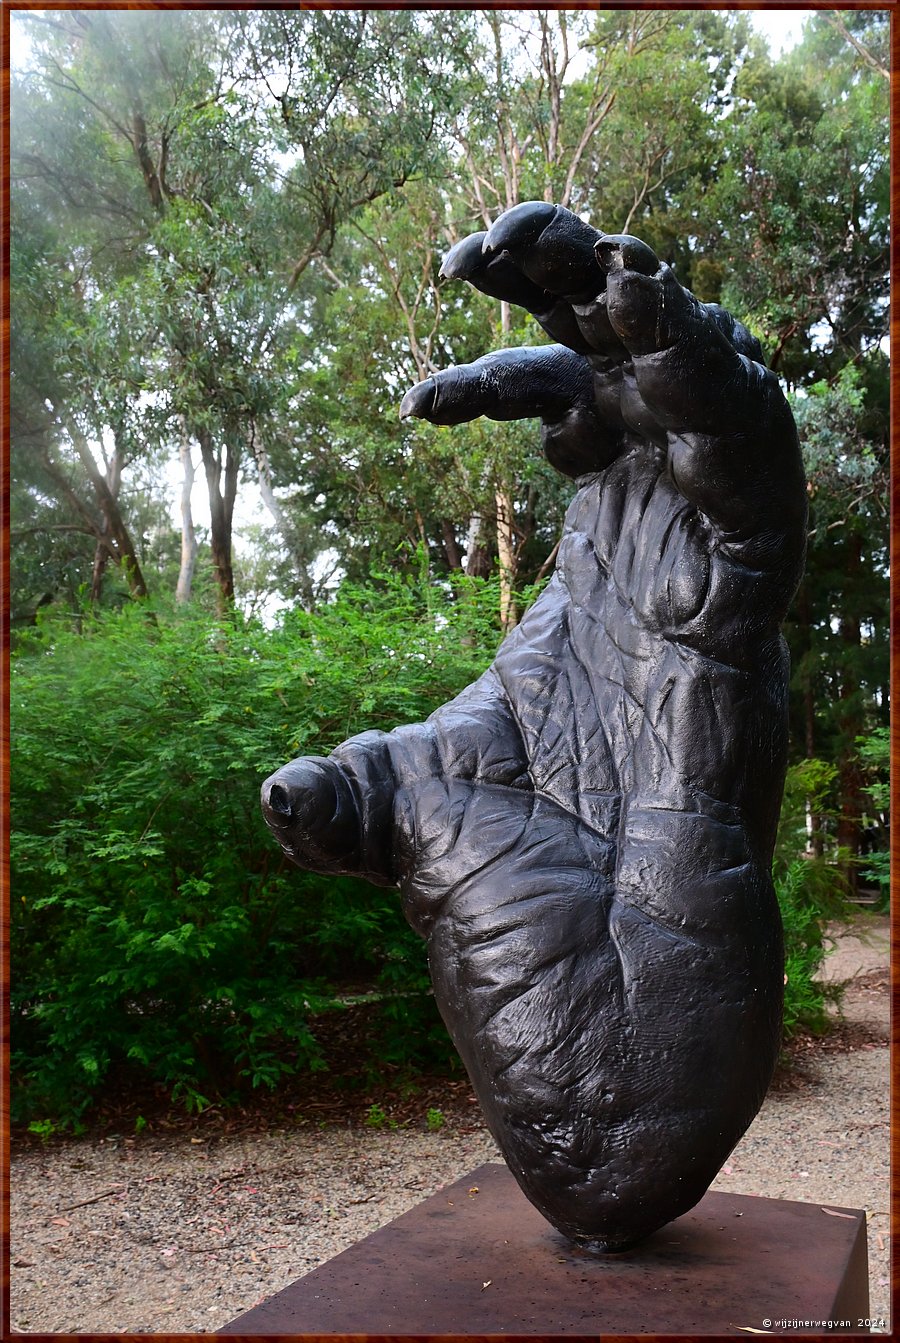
[483, 200, 559, 255]
[594, 234, 660, 278]
[260, 756, 364, 874]
[399, 379, 438, 421]
[439, 231, 488, 280]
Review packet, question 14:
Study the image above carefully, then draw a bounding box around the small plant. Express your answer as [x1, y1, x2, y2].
[134, 1115, 147, 1136]
[365, 1102, 388, 1128]
[27, 1118, 57, 1143]
[426, 1107, 444, 1132]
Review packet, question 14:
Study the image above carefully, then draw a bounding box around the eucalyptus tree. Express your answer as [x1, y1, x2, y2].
[11, 155, 154, 613]
[704, 11, 889, 381]
[257, 8, 764, 627]
[10, 7, 477, 612]
[11, 9, 247, 608]
[698, 10, 890, 879]
[250, 10, 616, 619]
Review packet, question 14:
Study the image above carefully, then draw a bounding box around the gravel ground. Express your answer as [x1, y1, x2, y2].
[9, 914, 890, 1336]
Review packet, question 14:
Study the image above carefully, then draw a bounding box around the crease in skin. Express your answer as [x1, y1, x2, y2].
[617, 870, 755, 950]
[509, 784, 617, 849]
[629, 467, 683, 569]
[416, 790, 528, 882]
[495, 681, 562, 780]
[482, 1034, 534, 1082]
[537, 711, 612, 797]
[479, 967, 560, 1031]
[547, 1018, 621, 1095]
[489, 1003, 606, 1091]
[436, 828, 530, 897]
[635, 699, 678, 774]
[611, 471, 674, 598]
[666, 632, 756, 679]
[569, 622, 644, 748]
[499, 817, 589, 872]
[497, 597, 620, 777]
[561, 658, 591, 782]
[482, 975, 611, 1077]
[561, 618, 625, 780]
[652, 674, 677, 723]
[398, 784, 465, 884]
[451, 913, 537, 951]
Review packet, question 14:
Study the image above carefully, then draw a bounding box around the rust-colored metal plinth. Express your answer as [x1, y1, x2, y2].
[220, 1162, 870, 1337]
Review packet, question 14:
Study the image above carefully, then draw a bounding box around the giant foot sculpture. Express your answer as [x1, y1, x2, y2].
[261, 203, 807, 1252]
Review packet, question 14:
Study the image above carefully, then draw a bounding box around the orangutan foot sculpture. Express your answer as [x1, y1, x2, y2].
[261, 202, 807, 1252]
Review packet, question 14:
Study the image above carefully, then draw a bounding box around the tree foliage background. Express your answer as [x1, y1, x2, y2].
[9, 8, 889, 1126]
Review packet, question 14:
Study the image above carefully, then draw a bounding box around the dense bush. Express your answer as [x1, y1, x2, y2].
[12, 573, 849, 1126]
[11, 573, 505, 1126]
[774, 860, 845, 1038]
[772, 760, 850, 1038]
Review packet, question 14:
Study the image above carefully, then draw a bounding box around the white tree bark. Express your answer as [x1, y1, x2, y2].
[175, 423, 198, 605]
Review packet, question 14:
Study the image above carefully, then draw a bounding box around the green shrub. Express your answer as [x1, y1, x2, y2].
[774, 857, 846, 1038]
[11, 573, 504, 1126]
[858, 726, 890, 906]
[771, 757, 852, 1037]
[774, 757, 841, 869]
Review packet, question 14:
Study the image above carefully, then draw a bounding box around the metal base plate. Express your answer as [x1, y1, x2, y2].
[220, 1161, 870, 1336]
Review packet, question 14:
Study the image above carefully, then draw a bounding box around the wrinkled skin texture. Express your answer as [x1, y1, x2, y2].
[262, 203, 807, 1251]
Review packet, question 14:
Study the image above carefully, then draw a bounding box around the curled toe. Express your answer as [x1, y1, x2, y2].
[400, 379, 438, 421]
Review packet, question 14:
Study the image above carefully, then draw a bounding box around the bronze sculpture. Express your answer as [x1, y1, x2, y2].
[261, 203, 807, 1252]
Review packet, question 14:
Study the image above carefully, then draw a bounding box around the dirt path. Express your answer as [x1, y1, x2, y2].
[9, 914, 890, 1335]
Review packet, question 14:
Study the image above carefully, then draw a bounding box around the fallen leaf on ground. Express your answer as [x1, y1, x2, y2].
[821, 1207, 855, 1219]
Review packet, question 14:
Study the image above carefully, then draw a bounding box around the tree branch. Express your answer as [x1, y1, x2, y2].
[824, 13, 889, 80]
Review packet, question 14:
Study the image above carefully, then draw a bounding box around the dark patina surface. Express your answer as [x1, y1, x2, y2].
[261, 203, 807, 1251]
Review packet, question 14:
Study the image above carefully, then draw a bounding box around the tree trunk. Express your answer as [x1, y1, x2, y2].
[440, 518, 463, 572]
[60, 415, 148, 599]
[494, 283, 518, 631]
[495, 485, 518, 632]
[794, 582, 825, 857]
[464, 513, 491, 578]
[90, 541, 109, 604]
[175, 424, 199, 605]
[196, 424, 237, 613]
[835, 535, 864, 893]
